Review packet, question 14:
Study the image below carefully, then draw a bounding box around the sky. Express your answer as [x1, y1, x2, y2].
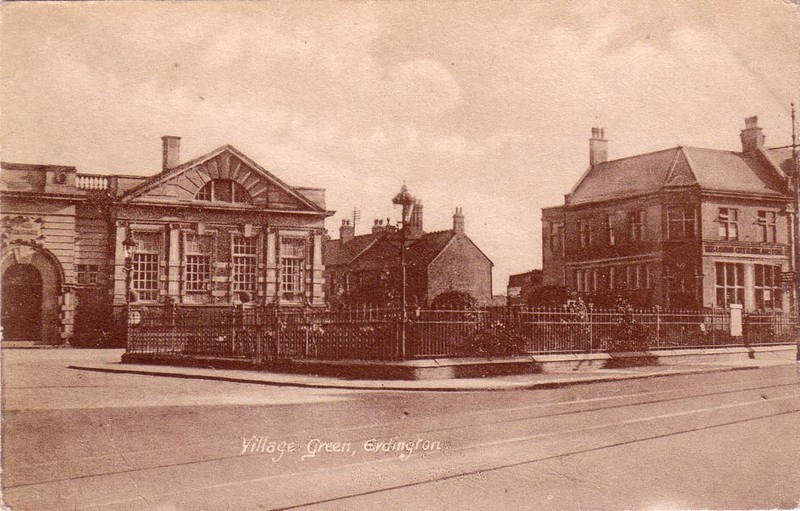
[2, 0, 799, 294]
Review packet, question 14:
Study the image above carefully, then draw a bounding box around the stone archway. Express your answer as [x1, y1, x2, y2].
[1, 244, 65, 344]
[2, 264, 42, 342]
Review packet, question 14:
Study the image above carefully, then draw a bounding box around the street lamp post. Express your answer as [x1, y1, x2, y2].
[122, 232, 137, 349]
[791, 103, 800, 361]
[392, 184, 415, 360]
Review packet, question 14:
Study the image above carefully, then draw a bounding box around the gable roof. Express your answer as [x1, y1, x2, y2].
[121, 145, 326, 212]
[407, 230, 456, 269]
[567, 145, 790, 205]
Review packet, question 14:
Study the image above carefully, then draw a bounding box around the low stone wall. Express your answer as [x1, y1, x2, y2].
[122, 344, 796, 380]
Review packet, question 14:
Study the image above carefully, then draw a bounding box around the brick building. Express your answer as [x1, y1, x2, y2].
[542, 117, 797, 312]
[506, 269, 543, 307]
[323, 188, 493, 307]
[1, 137, 331, 345]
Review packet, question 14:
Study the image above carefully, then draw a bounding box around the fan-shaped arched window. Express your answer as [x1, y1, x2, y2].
[195, 180, 251, 204]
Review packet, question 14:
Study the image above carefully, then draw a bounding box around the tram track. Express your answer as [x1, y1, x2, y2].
[6, 373, 798, 493]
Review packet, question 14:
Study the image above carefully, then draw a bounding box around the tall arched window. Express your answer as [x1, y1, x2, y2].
[195, 180, 251, 204]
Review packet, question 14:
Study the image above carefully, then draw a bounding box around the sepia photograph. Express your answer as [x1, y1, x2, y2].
[1, 0, 799, 509]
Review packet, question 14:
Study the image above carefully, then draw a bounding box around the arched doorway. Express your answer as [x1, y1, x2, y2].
[1, 244, 65, 344]
[2, 264, 43, 342]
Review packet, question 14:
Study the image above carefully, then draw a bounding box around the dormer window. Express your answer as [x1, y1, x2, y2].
[195, 179, 251, 204]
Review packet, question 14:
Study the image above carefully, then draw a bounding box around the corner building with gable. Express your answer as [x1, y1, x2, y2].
[1, 136, 332, 345]
[542, 117, 797, 312]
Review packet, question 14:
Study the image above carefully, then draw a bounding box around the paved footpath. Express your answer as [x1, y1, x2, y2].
[68, 350, 794, 391]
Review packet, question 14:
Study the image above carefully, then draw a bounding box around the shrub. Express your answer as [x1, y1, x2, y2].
[430, 290, 478, 310]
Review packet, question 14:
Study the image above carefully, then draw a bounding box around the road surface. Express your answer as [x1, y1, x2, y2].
[2, 349, 799, 510]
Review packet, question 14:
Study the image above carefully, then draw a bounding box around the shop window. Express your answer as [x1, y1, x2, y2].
[755, 264, 782, 310]
[715, 262, 744, 307]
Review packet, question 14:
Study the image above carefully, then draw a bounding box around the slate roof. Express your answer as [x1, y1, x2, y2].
[322, 233, 379, 267]
[681, 146, 786, 195]
[567, 145, 791, 205]
[766, 146, 796, 176]
[322, 229, 459, 272]
[407, 230, 456, 269]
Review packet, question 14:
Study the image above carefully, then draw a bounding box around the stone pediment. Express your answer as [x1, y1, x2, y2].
[121, 145, 324, 211]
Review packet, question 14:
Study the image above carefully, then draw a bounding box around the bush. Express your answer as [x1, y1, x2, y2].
[430, 291, 478, 310]
[456, 318, 527, 357]
[606, 297, 648, 352]
[526, 286, 569, 307]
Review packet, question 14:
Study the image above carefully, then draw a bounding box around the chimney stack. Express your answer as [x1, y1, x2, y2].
[162, 136, 182, 171]
[453, 207, 465, 234]
[372, 219, 387, 235]
[589, 127, 608, 167]
[407, 199, 424, 239]
[339, 219, 355, 244]
[740, 116, 765, 153]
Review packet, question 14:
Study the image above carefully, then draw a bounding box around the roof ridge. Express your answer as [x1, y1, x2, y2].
[681, 145, 744, 155]
[598, 146, 681, 165]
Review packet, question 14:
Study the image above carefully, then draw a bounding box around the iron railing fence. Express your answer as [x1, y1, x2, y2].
[744, 311, 800, 345]
[126, 306, 799, 361]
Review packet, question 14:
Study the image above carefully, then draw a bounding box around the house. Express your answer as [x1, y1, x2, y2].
[541, 117, 797, 312]
[506, 269, 543, 307]
[323, 187, 493, 307]
[1, 136, 332, 345]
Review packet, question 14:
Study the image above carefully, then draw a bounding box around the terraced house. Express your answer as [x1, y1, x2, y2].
[542, 117, 797, 312]
[1, 137, 331, 345]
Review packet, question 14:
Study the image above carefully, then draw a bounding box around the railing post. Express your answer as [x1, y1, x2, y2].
[588, 303, 594, 353]
[655, 305, 661, 349]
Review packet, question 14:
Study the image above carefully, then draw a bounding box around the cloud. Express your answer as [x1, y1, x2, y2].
[1, 0, 798, 293]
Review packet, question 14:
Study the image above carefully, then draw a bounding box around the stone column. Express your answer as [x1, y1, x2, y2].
[60, 286, 74, 344]
[167, 223, 181, 301]
[312, 231, 325, 306]
[743, 263, 755, 312]
[265, 229, 278, 304]
[113, 222, 128, 305]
